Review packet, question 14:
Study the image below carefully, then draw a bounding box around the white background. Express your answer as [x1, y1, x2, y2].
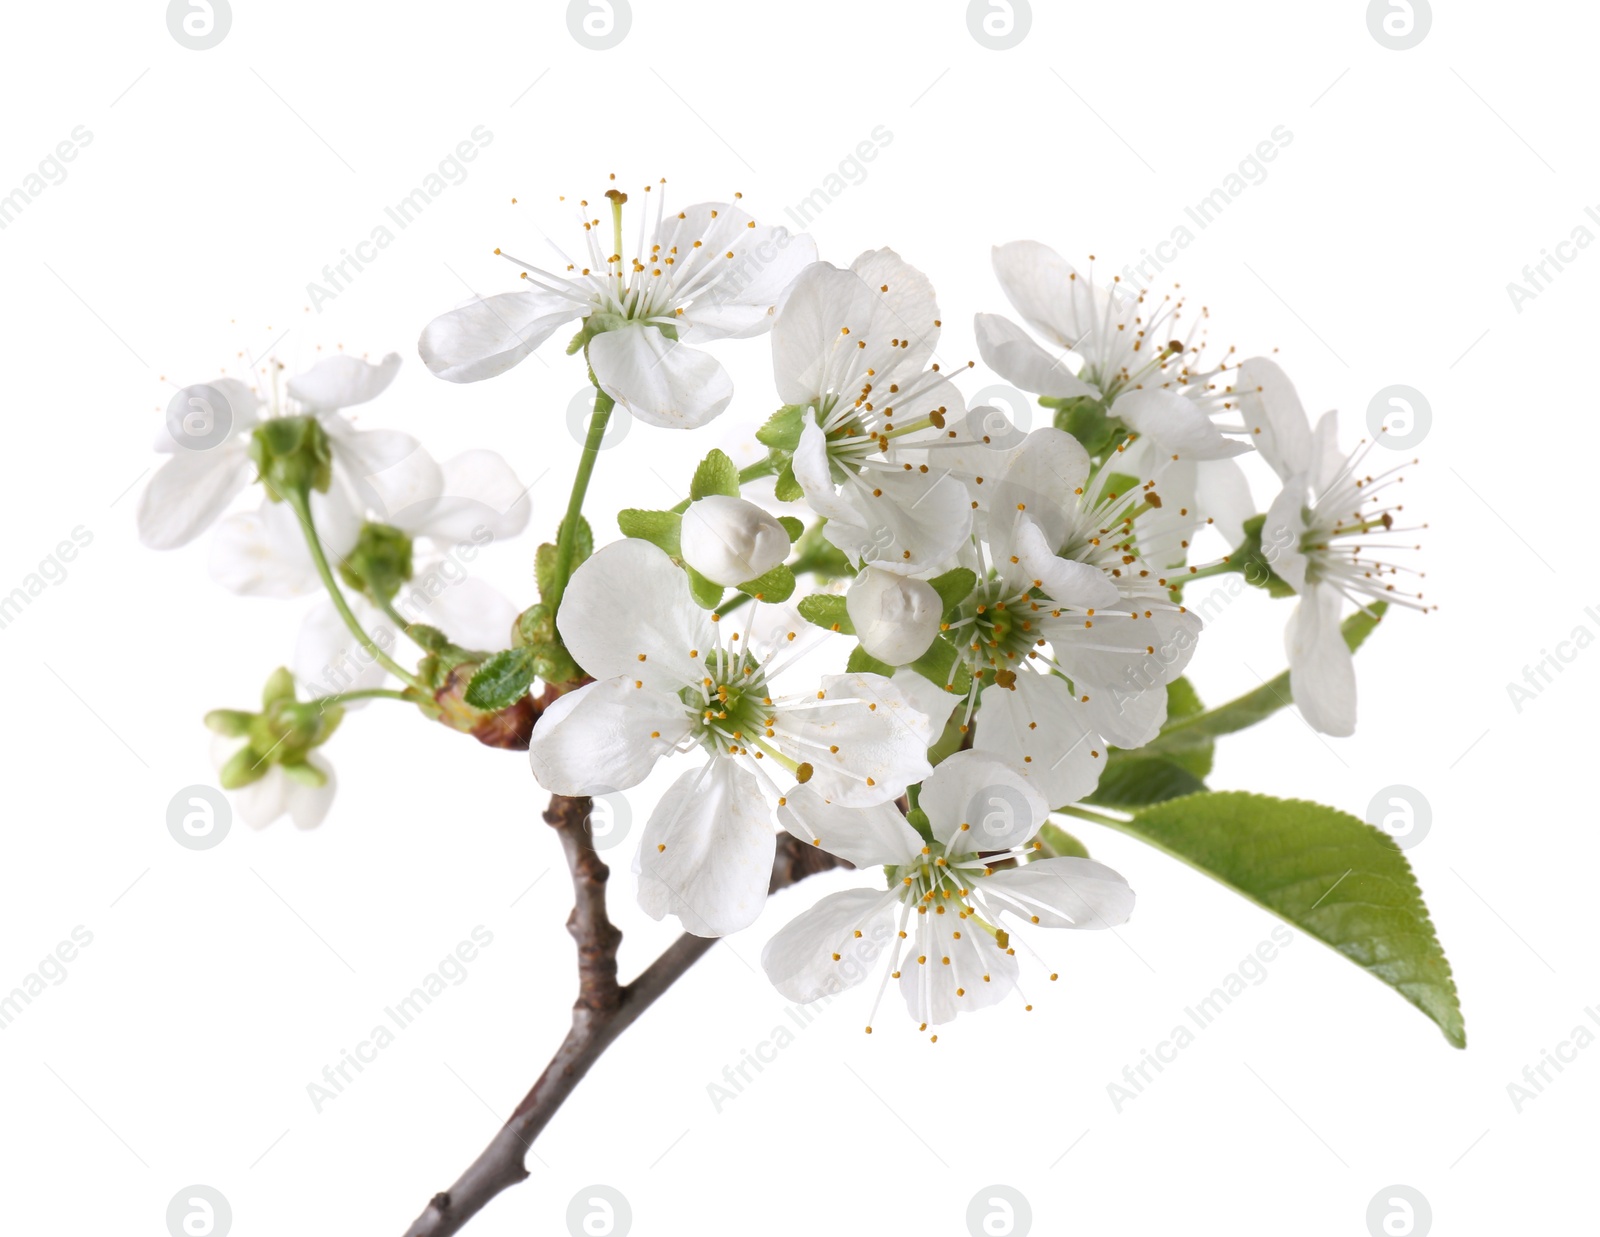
[0, 2, 1591, 1235]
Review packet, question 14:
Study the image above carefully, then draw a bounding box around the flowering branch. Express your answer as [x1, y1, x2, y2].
[398, 794, 845, 1237]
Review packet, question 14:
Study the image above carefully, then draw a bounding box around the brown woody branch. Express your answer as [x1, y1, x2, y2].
[399, 793, 844, 1237]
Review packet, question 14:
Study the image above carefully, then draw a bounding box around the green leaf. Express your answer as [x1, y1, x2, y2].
[777, 516, 805, 542]
[756, 405, 807, 451]
[685, 565, 725, 610]
[1147, 605, 1387, 757]
[846, 645, 896, 676]
[927, 567, 977, 617]
[464, 648, 537, 710]
[1038, 823, 1090, 859]
[1113, 791, 1466, 1048]
[1086, 754, 1208, 808]
[1167, 675, 1205, 721]
[618, 508, 683, 557]
[774, 461, 804, 503]
[690, 449, 741, 500]
[738, 563, 795, 603]
[796, 593, 853, 634]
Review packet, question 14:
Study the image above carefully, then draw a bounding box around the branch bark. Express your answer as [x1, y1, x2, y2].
[399, 794, 843, 1237]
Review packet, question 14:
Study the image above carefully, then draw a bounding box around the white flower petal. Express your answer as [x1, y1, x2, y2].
[682, 218, 818, 341]
[408, 449, 533, 543]
[1079, 677, 1169, 750]
[775, 673, 933, 807]
[762, 888, 899, 1004]
[1287, 586, 1357, 737]
[556, 539, 713, 685]
[991, 428, 1092, 562]
[590, 324, 733, 429]
[527, 677, 690, 795]
[974, 312, 1098, 399]
[136, 444, 252, 549]
[154, 378, 261, 452]
[419, 290, 578, 383]
[398, 572, 517, 652]
[288, 352, 401, 410]
[791, 410, 859, 523]
[991, 240, 1097, 347]
[900, 911, 1017, 1025]
[1194, 456, 1255, 551]
[1261, 474, 1311, 595]
[636, 758, 776, 937]
[1112, 388, 1252, 461]
[293, 599, 393, 701]
[1010, 516, 1120, 609]
[208, 502, 319, 597]
[921, 750, 1047, 851]
[889, 667, 958, 739]
[233, 767, 290, 829]
[325, 423, 444, 526]
[1237, 356, 1312, 480]
[286, 757, 338, 829]
[1046, 605, 1202, 694]
[777, 784, 921, 868]
[980, 857, 1135, 929]
[972, 671, 1103, 810]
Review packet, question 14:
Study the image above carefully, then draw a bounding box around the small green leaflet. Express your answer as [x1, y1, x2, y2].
[927, 567, 977, 616]
[738, 563, 796, 603]
[756, 405, 806, 451]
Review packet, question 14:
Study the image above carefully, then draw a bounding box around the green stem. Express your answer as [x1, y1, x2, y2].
[288, 492, 428, 692]
[546, 386, 615, 617]
[312, 688, 414, 708]
[669, 457, 779, 515]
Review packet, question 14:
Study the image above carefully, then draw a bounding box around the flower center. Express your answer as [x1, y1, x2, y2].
[682, 647, 773, 756]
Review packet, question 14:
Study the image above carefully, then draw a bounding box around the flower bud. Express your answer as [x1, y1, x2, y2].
[846, 567, 941, 666]
[679, 495, 790, 586]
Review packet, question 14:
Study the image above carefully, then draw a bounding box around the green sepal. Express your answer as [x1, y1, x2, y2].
[279, 760, 329, 788]
[737, 563, 795, 603]
[1234, 514, 1297, 598]
[686, 566, 725, 610]
[796, 593, 853, 634]
[774, 460, 804, 503]
[204, 709, 254, 737]
[261, 666, 298, 709]
[777, 516, 805, 542]
[846, 645, 895, 677]
[756, 404, 807, 451]
[1044, 395, 1115, 456]
[927, 567, 977, 617]
[536, 515, 595, 601]
[908, 634, 970, 697]
[617, 509, 683, 557]
[337, 522, 414, 604]
[250, 416, 332, 501]
[218, 745, 266, 790]
[690, 449, 741, 500]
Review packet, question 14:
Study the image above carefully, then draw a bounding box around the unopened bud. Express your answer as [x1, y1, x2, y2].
[846, 567, 941, 666]
[679, 495, 790, 586]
